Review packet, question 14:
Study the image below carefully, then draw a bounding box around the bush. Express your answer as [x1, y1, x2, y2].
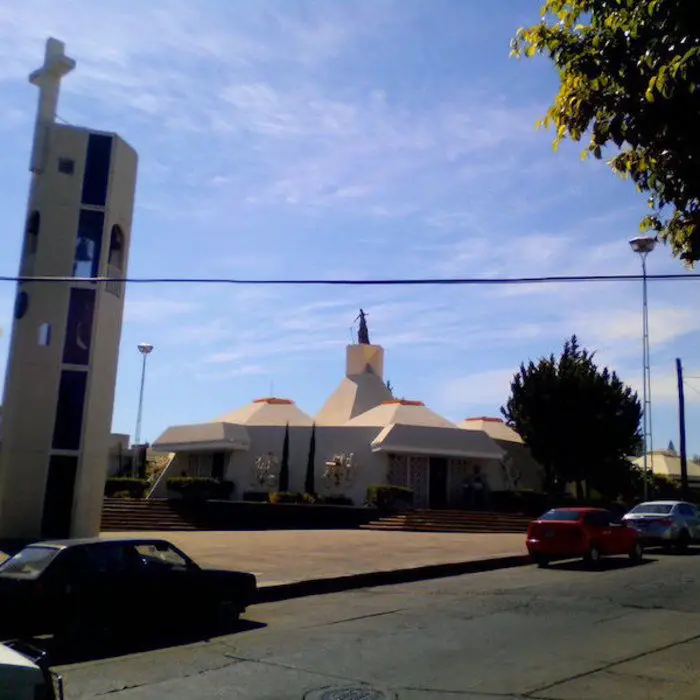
[366, 485, 414, 510]
[269, 491, 302, 504]
[167, 477, 234, 501]
[321, 495, 354, 506]
[105, 477, 149, 499]
[243, 490, 270, 502]
[302, 492, 318, 504]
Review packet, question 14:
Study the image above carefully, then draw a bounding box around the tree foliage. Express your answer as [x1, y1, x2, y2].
[304, 423, 316, 496]
[279, 423, 290, 492]
[501, 335, 642, 499]
[512, 0, 700, 263]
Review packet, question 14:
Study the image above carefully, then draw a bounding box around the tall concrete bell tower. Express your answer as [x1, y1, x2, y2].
[0, 38, 138, 541]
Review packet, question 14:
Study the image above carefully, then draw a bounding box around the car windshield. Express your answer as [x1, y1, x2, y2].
[0, 546, 60, 577]
[629, 503, 674, 515]
[538, 509, 582, 521]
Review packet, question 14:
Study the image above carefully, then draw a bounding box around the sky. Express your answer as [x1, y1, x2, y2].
[0, 0, 699, 456]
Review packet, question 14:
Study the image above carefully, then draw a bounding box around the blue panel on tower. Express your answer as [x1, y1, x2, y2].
[81, 133, 112, 206]
[63, 288, 96, 365]
[52, 370, 88, 451]
[73, 209, 104, 278]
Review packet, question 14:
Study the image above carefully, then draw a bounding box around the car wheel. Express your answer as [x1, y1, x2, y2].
[584, 544, 602, 567]
[676, 529, 690, 552]
[533, 555, 550, 568]
[629, 542, 644, 562]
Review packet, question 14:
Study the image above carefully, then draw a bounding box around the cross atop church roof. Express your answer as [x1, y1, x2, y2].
[29, 38, 75, 172]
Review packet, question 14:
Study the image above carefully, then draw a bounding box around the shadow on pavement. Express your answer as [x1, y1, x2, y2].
[29, 616, 266, 666]
[548, 557, 656, 572]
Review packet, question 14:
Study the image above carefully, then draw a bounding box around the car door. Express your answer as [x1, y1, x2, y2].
[588, 511, 626, 554]
[678, 503, 700, 540]
[132, 542, 203, 628]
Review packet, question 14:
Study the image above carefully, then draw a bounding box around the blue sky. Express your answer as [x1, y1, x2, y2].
[0, 0, 699, 455]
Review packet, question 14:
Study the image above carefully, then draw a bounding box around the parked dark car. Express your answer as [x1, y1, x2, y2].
[0, 537, 257, 642]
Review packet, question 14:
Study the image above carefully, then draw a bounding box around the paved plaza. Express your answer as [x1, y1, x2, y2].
[99, 530, 527, 587]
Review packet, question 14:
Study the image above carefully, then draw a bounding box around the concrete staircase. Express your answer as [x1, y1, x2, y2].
[101, 498, 198, 532]
[360, 509, 532, 534]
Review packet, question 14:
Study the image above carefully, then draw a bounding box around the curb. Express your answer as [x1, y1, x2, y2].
[256, 553, 531, 604]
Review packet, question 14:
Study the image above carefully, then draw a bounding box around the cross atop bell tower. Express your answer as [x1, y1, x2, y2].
[28, 37, 76, 173]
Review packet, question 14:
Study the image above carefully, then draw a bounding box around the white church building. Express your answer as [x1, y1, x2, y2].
[152, 319, 544, 508]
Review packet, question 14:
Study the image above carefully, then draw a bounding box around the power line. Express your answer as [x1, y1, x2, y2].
[1, 272, 699, 287]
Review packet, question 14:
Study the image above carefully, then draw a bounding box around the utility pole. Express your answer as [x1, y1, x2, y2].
[676, 358, 689, 499]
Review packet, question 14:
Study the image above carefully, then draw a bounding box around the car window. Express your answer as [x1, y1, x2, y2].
[85, 543, 138, 575]
[0, 546, 60, 577]
[538, 510, 582, 521]
[584, 511, 612, 528]
[629, 503, 673, 515]
[135, 543, 190, 571]
[678, 504, 697, 517]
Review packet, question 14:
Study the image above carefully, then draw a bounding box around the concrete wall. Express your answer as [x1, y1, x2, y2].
[160, 425, 388, 506]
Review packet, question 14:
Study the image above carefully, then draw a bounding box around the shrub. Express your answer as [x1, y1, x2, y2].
[366, 485, 414, 510]
[105, 477, 149, 499]
[167, 477, 234, 501]
[321, 495, 354, 506]
[269, 491, 302, 504]
[302, 492, 318, 504]
[243, 490, 270, 502]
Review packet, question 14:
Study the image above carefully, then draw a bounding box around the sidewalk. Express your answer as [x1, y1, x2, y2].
[100, 530, 531, 600]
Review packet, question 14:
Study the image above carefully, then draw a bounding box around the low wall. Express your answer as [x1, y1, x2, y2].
[170, 499, 379, 531]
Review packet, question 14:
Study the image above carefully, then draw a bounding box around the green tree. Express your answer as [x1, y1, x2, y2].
[279, 422, 290, 492]
[511, 0, 700, 264]
[501, 335, 642, 500]
[304, 423, 317, 496]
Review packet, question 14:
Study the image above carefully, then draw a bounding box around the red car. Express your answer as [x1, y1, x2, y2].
[526, 507, 643, 567]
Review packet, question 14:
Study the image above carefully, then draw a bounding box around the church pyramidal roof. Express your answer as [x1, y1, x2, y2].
[218, 397, 313, 427]
[345, 399, 457, 429]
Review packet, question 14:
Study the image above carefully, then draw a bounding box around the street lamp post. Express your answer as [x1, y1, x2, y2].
[629, 236, 657, 499]
[134, 343, 154, 446]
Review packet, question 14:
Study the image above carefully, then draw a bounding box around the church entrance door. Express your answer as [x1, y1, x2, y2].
[428, 457, 448, 509]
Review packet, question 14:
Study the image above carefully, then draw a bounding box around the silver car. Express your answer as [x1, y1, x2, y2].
[622, 500, 700, 550]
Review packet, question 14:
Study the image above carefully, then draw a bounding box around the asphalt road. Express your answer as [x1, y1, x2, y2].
[59, 550, 700, 699]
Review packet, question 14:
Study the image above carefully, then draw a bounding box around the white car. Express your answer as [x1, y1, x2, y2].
[0, 641, 63, 700]
[622, 500, 700, 550]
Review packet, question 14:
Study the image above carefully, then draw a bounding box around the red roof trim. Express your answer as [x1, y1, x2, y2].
[252, 397, 294, 405]
[381, 400, 425, 407]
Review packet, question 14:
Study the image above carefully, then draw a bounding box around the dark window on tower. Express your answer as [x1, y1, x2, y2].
[73, 209, 104, 278]
[14, 290, 29, 320]
[52, 370, 88, 451]
[41, 455, 79, 539]
[108, 225, 125, 270]
[58, 157, 75, 175]
[81, 133, 112, 206]
[63, 288, 96, 364]
[25, 211, 40, 256]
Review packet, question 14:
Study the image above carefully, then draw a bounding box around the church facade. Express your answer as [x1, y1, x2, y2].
[152, 321, 544, 507]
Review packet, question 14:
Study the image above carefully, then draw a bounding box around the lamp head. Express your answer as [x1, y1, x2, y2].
[137, 343, 154, 355]
[629, 235, 657, 254]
